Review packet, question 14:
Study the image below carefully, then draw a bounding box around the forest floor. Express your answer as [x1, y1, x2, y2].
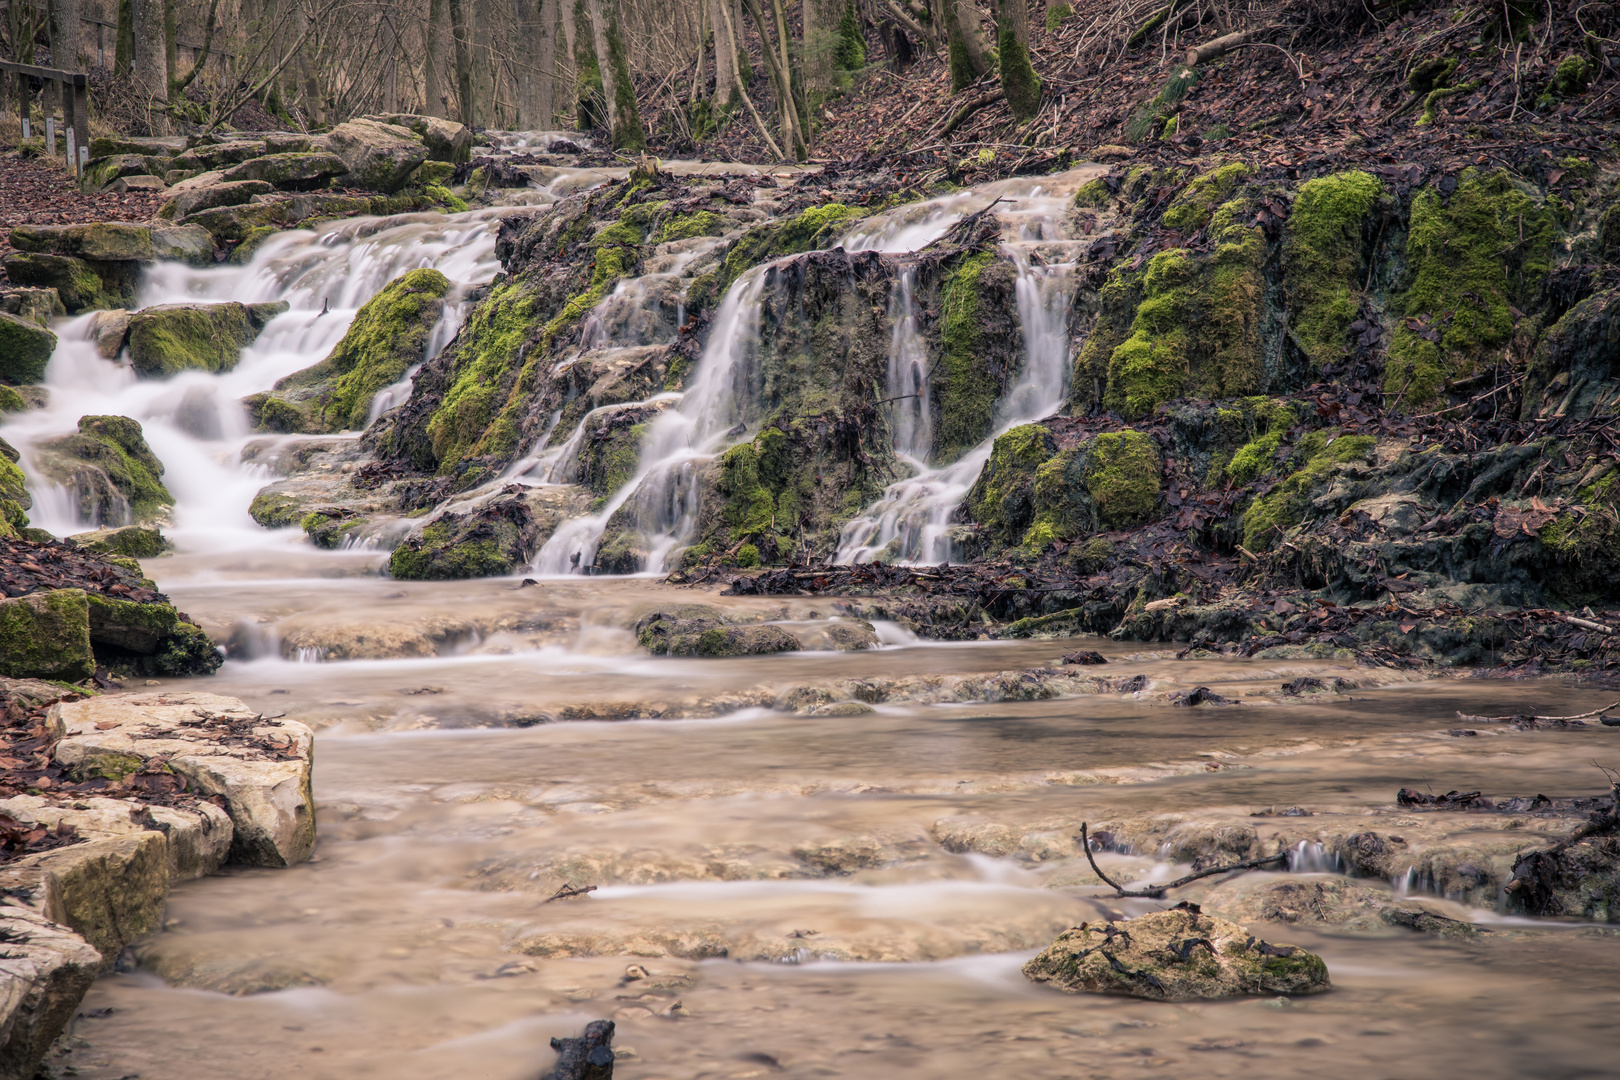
[0, 153, 165, 274]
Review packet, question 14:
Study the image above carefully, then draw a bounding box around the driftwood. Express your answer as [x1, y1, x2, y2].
[545, 883, 598, 903]
[1079, 823, 1288, 899]
[543, 1019, 615, 1080]
[934, 90, 1005, 140]
[1457, 697, 1620, 724]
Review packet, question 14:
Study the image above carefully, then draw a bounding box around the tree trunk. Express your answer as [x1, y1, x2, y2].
[995, 0, 1041, 120]
[801, 0, 835, 97]
[116, 0, 134, 77]
[132, 0, 168, 133]
[572, 0, 603, 129]
[473, 0, 493, 128]
[710, 0, 737, 109]
[163, 0, 177, 90]
[584, 0, 645, 150]
[948, 0, 991, 91]
[537, 0, 557, 128]
[689, 0, 707, 105]
[447, 0, 476, 126]
[742, 0, 804, 158]
[424, 0, 446, 116]
[516, 0, 536, 128]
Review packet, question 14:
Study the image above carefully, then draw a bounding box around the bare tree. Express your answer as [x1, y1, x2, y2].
[584, 0, 644, 149]
[132, 0, 169, 131]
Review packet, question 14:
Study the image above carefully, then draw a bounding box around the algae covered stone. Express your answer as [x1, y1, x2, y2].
[634, 611, 801, 658]
[0, 589, 95, 681]
[33, 415, 173, 525]
[127, 301, 277, 378]
[220, 152, 350, 189]
[0, 311, 56, 383]
[1022, 907, 1329, 1000]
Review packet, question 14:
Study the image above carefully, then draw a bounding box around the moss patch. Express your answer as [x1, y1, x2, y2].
[1085, 430, 1162, 527]
[1283, 171, 1382, 367]
[965, 424, 1059, 548]
[1162, 162, 1251, 230]
[1242, 433, 1376, 551]
[937, 251, 1008, 460]
[0, 588, 95, 681]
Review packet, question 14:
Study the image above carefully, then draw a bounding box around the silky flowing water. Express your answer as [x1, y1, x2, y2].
[4, 161, 1618, 1079]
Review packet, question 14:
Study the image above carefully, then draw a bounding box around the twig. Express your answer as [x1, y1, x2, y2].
[1079, 823, 1290, 899]
[1458, 696, 1620, 724]
[544, 883, 598, 903]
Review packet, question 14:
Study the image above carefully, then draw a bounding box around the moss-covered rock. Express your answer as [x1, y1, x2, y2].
[0, 286, 66, 325]
[1161, 161, 1251, 230]
[8, 222, 212, 264]
[634, 611, 802, 657]
[363, 113, 473, 164]
[1242, 432, 1377, 551]
[33, 416, 173, 526]
[0, 589, 95, 681]
[388, 486, 589, 579]
[964, 424, 1058, 548]
[1386, 168, 1556, 405]
[1084, 430, 1163, 527]
[1282, 171, 1382, 367]
[935, 251, 1025, 461]
[265, 268, 449, 431]
[1022, 907, 1329, 1000]
[126, 301, 281, 378]
[219, 152, 351, 190]
[322, 118, 429, 193]
[248, 490, 303, 529]
[0, 311, 56, 383]
[69, 526, 172, 559]
[0, 252, 134, 312]
[84, 594, 180, 653]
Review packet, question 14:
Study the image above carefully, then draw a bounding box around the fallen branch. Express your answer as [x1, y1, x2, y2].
[544, 883, 598, 903]
[933, 90, 1005, 140]
[1079, 823, 1289, 899]
[1556, 614, 1618, 635]
[1457, 696, 1620, 724]
[1184, 29, 1260, 66]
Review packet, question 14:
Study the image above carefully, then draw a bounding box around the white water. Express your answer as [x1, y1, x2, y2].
[1, 210, 510, 547]
[835, 250, 1075, 565]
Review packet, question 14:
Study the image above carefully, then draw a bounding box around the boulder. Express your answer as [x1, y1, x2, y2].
[266, 267, 449, 431]
[49, 692, 316, 868]
[80, 153, 156, 192]
[69, 525, 171, 559]
[364, 112, 473, 164]
[0, 252, 136, 312]
[0, 794, 233, 884]
[1022, 907, 1330, 1000]
[322, 118, 429, 193]
[0, 590, 94, 682]
[0, 287, 65, 325]
[85, 309, 132, 358]
[108, 175, 166, 193]
[634, 612, 802, 658]
[1197, 876, 1485, 938]
[32, 415, 173, 525]
[169, 139, 268, 172]
[0, 312, 55, 384]
[1, 832, 169, 962]
[220, 152, 350, 189]
[84, 593, 182, 653]
[165, 178, 275, 222]
[126, 301, 276, 377]
[387, 485, 591, 579]
[0, 904, 101, 1080]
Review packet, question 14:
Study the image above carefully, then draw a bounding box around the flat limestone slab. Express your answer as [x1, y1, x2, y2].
[0, 904, 100, 1080]
[0, 794, 232, 882]
[48, 692, 315, 868]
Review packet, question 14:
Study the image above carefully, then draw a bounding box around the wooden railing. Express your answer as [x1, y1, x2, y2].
[1, 60, 91, 177]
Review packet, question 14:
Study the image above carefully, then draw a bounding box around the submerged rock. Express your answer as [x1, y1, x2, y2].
[1022, 907, 1330, 1000]
[1198, 877, 1484, 938]
[634, 612, 801, 657]
[126, 300, 286, 378]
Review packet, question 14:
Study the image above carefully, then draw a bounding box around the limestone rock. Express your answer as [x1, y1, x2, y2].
[363, 112, 473, 163]
[80, 153, 156, 192]
[0, 794, 232, 884]
[1198, 876, 1484, 938]
[33, 415, 173, 525]
[86, 309, 131, 358]
[0, 312, 54, 384]
[0, 252, 135, 312]
[0, 287, 65, 325]
[322, 118, 428, 193]
[69, 525, 171, 559]
[792, 619, 881, 651]
[1, 832, 169, 961]
[0, 904, 101, 1080]
[84, 593, 181, 653]
[49, 692, 316, 868]
[169, 139, 268, 172]
[1022, 907, 1330, 1000]
[220, 152, 350, 189]
[108, 175, 166, 193]
[165, 178, 275, 222]
[634, 613, 801, 658]
[0, 590, 94, 682]
[126, 301, 272, 378]
[87, 135, 185, 158]
[8, 222, 211, 264]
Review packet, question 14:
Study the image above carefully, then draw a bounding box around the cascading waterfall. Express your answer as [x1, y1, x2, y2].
[835, 250, 1076, 565]
[1, 209, 510, 545]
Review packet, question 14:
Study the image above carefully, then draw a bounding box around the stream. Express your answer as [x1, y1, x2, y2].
[3, 151, 1618, 1079]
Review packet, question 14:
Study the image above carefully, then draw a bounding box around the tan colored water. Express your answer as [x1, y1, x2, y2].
[51, 551, 1620, 1079]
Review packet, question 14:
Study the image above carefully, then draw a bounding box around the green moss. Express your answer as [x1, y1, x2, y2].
[1416, 81, 1479, 126]
[426, 281, 543, 471]
[719, 443, 776, 541]
[1073, 179, 1111, 209]
[1549, 54, 1595, 97]
[248, 490, 303, 528]
[835, 1, 866, 70]
[1242, 433, 1376, 551]
[424, 184, 469, 212]
[735, 543, 761, 568]
[1105, 250, 1193, 418]
[1161, 162, 1250, 230]
[573, 0, 605, 129]
[997, 23, 1043, 121]
[279, 268, 450, 431]
[938, 251, 1003, 460]
[1387, 169, 1557, 405]
[655, 210, 725, 243]
[229, 226, 279, 265]
[1283, 171, 1382, 367]
[1044, 2, 1072, 31]
[388, 517, 514, 580]
[966, 424, 1058, 548]
[713, 203, 865, 303]
[1085, 430, 1161, 527]
[0, 588, 94, 681]
[126, 303, 259, 377]
[1226, 430, 1285, 484]
[0, 312, 57, 384]
[39, 416, 172, 523]
[0, 385, 26, 412]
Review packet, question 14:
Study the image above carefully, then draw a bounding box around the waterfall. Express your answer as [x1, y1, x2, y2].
[836, 251, 1075, 565]
[2, 210, 508, 545]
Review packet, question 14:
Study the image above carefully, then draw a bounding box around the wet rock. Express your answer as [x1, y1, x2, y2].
[0, 312, 55, 384]
[634, 613, 801, 658]
[1161, 822, 1257, 865]
[86, 309, 132, 358]
[220, 152, 351, 189]
[0, 794, 232, 882]
[1062, 650, 1108, 664]
[1339, 831, 1409, 878]
[543, 1018, 615, 1080]
[792, 836, 889, 875]
[388, 486, 591, 580]
[33, 415, 173, 525]
[49, 692, 316, 868]
[1197, 877, 1483, 938]
[790, 619, 881, 651]
[0, 831, 169, 962]
[322, 118, 429, 193]
[1167, 686, 1238, 706]
[0, 589, 94, 682]
[8, 222, 212, 264]
[0, 904, 101, 1080]
[364, 113, 473, 164]
[0, 286, 65, 325]
[126, 935, 340, 994]
[0, 252, 136, 312]
[263, 268, 449, 432]
[1023, 907, 1330, 1000]
[126, 301, 283, 378]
